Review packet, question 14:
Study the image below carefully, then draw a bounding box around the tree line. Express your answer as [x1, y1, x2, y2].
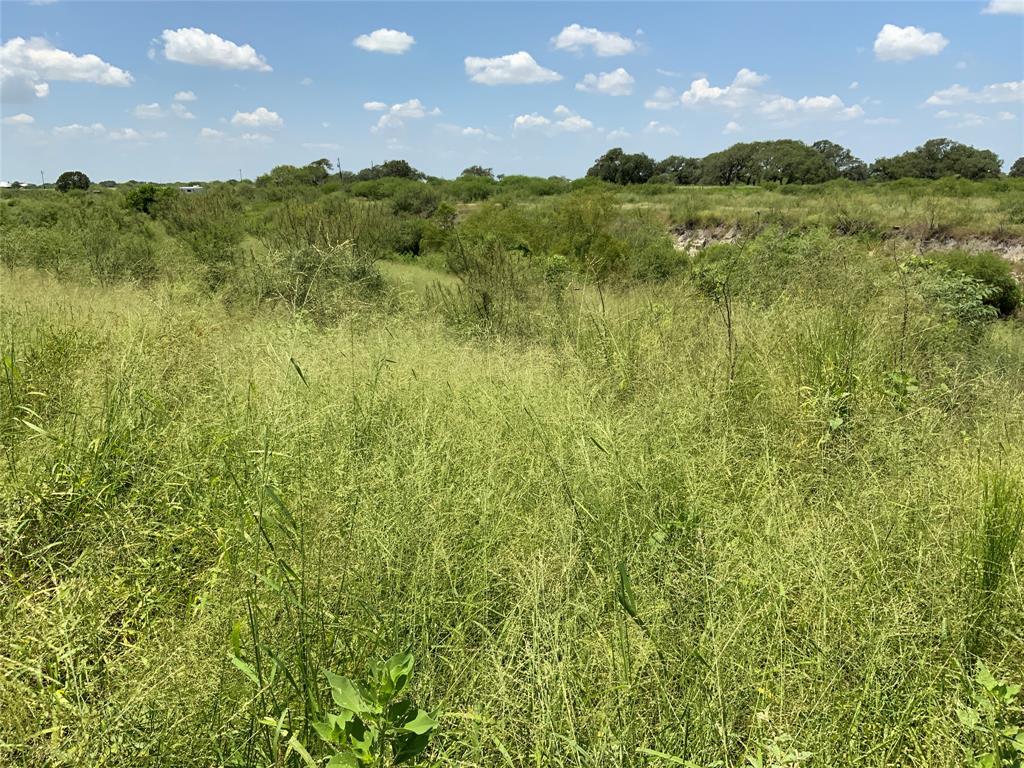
[587, 138, 1022, 186]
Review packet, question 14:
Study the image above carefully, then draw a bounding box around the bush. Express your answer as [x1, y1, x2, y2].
[933, 250, 1022, 317]
[123, 184, 177, 215]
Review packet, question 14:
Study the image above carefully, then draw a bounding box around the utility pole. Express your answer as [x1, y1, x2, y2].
[239, 169, 242, 182]
[337, 156, 341, 180]
[40, 170, 44, 186]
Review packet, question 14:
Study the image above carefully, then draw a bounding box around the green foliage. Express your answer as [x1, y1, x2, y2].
[313, 653, 439, 767]
[54, 170, 90, 192]
[123, 183, 177, 215]
[812, 140, 868, 181]
[700, 140, 838, 185]
[1010, 158, 1024, 179]
[958, 664, 1024, 768]
[933, 250, 1022, 317]
[356, 160, 425, 181]
[258, 159, 334, 187]
[586, 147, 656, 185]
[872, 138, 1003, 181]
[459, 165, 494, 180]
[653, 155, 703, 185]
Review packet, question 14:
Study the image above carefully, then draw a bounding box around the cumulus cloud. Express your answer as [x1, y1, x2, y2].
[873, 24, 948, 61]
[849, 81, 860, 90]
[199, 127, 224, 139]
[133, 102, 164, 119]
[460, 126, 485, 136]
[606, 128, 631, 141]
[723, 120, 742, 134]
[513, 106, 593, 133]
[353, 28, 415, 54]
[997, 111, 1017, 120]
[551, 24, 636, 56]
[240, 132, 272, 143]
[644, 121, 679, 136]
[644, 86, 677, 110]
[513, 113, 551, 129]
[576, 67, 634, 96]
[53, 122, 105, 136]
[982, 0, 1023, 13]
[758, 94, 863, 120]
[108, 127, 144, 141]
[0, 36, 132, 102]
[230, 107, 283, 128]
[2, 113, 34, 124]
[174, 90, 196, 102]
[925, 81, 1023, 105]
[161, 28, 271, 71]
[465, 52, 561, 85]
[366, 99, 440, 131]
[171, 103, 195, 119]
[681, 68, 767, 108]
[300, 77, 313, 86]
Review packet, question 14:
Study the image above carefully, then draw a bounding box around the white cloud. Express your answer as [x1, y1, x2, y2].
[935, 109, 957, 119]
[0, 36, 132, 102]
[231, 107, 283, 128]
[957, 113, 987, 127]
[681, 68, 767, 108]
[108, 127, 143, 141]
[174, 90, 196, 102]
[656, 68, 685, 78]
[644, 121, 679, 136]
[514, 106, 592, 133]
[461, 126, 484, 136]
[303, 141, 340, 150]
[465, 51, 561, 85]
[366, 99, 440, 131]
[644, 86, 677, 110]
[982, 0, 1024, 13]
[3, 112, 34, 125]
[723, 120, 742, 134]
[758, 94, 863, 120]
[864, 116, 900, 125]
[161, 28, 271, 71]
[551, 24, 636, 56]
[53, 122, 105, 136]
[171, 103, 195, 119]
[199, 127, 224, 139]
[997, 111, 1017, 120]
[240, 132, 272, 143]
[133, 102, 164, 119]
[353, 28, 415, 54]
[873, 24, 948, 61]
[849, 81, 859, 90]
[925, 81, 1024, 105]
[557, 114, 593, 131]
[606, 128, 631, 141]
[513, 113, 551, 129]
[576, 67, 634, 96]
[300, 77, 313, 86]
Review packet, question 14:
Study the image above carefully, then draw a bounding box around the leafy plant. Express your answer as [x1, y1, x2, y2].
[958, 663, 1024, 767]
[312, 653, 439, 766]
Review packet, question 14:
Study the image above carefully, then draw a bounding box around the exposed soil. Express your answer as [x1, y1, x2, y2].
[670, 224, 742, 254]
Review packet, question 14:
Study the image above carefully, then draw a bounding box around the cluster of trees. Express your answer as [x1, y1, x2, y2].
[588, 138, 1013, 186]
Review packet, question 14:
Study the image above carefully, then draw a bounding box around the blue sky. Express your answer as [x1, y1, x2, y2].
[1, 1, 1022, 183]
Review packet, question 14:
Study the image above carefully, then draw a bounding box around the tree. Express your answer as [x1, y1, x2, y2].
[1008, 157, 1024, 178]
[700, 141, 836, 185]
[653, 155, 702, 185]
[812, 140, 868, 181]
[55, 170, 90, 192]
[356, 160, 425, 181]
[460, 165, 494, 180]
[586, 148, 656, 185]
[257, 159, 333, 186]
[870, 138, 1002, 181]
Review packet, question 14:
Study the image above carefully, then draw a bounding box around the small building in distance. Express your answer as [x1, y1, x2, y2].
[179, 185, 204, 193]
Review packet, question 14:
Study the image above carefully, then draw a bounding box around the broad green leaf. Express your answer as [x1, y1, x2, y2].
[394, 730, 431, 764]
[327, 749, 360, 768]
[385, 652, 414, 695]
[616, 561, 638, 619]
[285, 735, 317, 768]
[313, 719, 339, 746]
[326, 671, 370, 713]
[957, 707, 980, 729]
[401, 709, 439, 735]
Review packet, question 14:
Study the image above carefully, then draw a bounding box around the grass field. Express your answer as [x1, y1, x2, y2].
[2, 180, 1023, 767]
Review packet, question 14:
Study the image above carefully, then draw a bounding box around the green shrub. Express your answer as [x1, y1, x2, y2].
[933, 250, 1022, 317]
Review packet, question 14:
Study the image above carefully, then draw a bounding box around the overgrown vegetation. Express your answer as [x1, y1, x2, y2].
[1, 173, 1022, 767]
